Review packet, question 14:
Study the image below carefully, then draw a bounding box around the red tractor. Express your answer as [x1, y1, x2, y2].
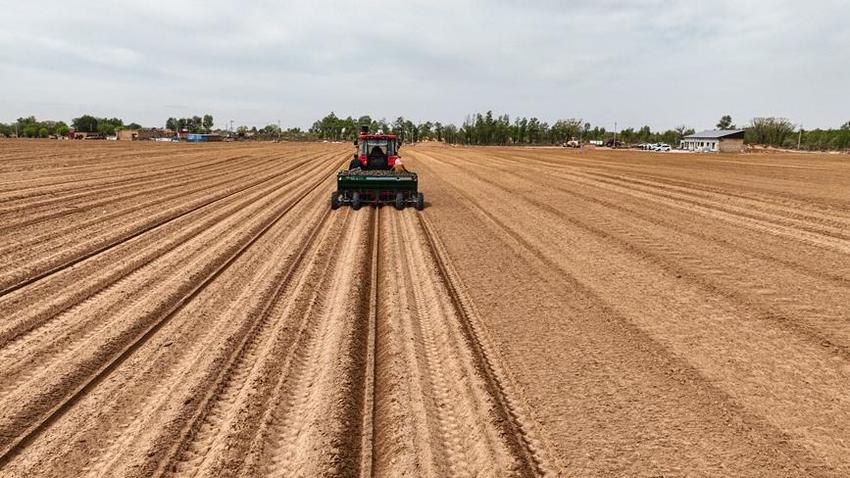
[332, 126, 424, 210]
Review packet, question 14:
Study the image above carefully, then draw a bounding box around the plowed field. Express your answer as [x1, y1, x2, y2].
[1, 140, 849, 477]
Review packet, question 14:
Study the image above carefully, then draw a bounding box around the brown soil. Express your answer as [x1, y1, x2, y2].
[1, 139, 849, 476]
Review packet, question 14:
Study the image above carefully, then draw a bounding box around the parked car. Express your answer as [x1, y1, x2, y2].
[653, 143, 671, 152]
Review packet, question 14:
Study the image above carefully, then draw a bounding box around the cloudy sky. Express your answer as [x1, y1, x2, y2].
[1, 0, 848, 131]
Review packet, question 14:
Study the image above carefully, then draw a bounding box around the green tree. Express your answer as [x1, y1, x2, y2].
[23, 124, 38, 137]
[637, 125, 652, 142]
[72, 115, 99, 132]
[717, 115, 735, 129]
[202, 114, 214, 132]
[747, 117, 795, 146]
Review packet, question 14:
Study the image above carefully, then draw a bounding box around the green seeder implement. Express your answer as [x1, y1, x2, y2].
[330, 125, 425, 211]
[331, 170, 425, 210]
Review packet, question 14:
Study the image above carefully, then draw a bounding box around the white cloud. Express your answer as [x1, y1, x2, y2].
[0, 0, 847, 130]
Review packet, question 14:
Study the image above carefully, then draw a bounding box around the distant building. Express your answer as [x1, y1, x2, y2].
[68, 131, 103, 140]
[117, 129, 138, 141]
[186, 133, 223, 142]
[139, 128, 174, 140]
[682, 129, 745, 152]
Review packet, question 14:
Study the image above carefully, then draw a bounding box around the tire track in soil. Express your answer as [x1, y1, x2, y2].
[0, 156, 340, 464]
[410, 147, 847, 474]
[164, 209, 352, 478]
[429, 152, 850, 349]
[0, 154, 280, 240]
[481, 150, 850, 249]
[0, 145, 249, 199]
[0, 150, 258, 211]
[97, 194, 342, 477]
[0, 172, 340, 477]
[0, 150, 324, 298]
[366, 207, 549, 477]
[0, 152, 258, 220]
[9, 142, 844, 475]
[154, 205, 549, 477]
[250, 209, 374, 477]
[497, 149, 850, 222]
[0, 149, 320, 269]
[413, 212, 551, 477]
[0, 155, 343, 399]
[0, 152, 338, 352]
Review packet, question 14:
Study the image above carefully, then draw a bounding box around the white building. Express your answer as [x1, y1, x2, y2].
[682, 129, 745, 152]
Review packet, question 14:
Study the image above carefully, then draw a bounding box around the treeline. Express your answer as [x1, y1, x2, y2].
[0, 115, 145, 137]
[4, 112, 849, 151]
[308, 111, 695, 146]
[165, 115, 214, 134]
[309, 112, 850, 151]
[798, 126, 850, 151]
[309, 113, 422, 142]
[71, 115, 141, 136]
[0, 117, 70, 138]
[745, 117, 850, 150]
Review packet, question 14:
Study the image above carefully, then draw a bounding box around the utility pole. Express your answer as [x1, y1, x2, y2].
[614, 121, 618, 148]
[278, 120, 281, 142]
[797, 124, 803, 150]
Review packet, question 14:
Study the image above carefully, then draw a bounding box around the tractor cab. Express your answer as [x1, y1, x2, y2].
[350, 132, 400, 171]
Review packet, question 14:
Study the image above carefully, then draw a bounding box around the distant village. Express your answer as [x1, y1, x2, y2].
[0, 114, 289, 143]
[70, 129, 226, 143]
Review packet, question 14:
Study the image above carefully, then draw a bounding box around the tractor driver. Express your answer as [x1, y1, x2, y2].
[369, 144, 385, 159]
[392, 157, 408, 173]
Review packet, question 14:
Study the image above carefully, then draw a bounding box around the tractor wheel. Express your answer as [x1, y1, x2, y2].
[395, 192, 405, 210]
[330, 192, 341, 210]
[415, 192, 425, 211]
[352, 192, 362, 210]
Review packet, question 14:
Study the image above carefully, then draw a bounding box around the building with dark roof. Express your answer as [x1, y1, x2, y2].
[682, 129, 745, 152]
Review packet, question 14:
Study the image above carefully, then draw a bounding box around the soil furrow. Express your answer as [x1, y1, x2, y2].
[0, 156, 342, 385]
[0, 156, 339, 464]
[0, 151, 326, 297]
[3, 141, 849, 476]
[427, 152, 850, 349]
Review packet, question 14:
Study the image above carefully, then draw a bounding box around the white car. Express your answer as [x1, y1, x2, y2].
[653, 143, 671, 152]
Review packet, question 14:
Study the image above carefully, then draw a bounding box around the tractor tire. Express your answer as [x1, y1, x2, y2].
[330, 192, 341, 210]
[415, 192, 425, 211]
[395, 192, 405, 210]
[352, 192, 362, 210]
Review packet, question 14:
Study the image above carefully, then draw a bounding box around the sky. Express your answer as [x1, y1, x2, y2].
[1, 0, 848, 131]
